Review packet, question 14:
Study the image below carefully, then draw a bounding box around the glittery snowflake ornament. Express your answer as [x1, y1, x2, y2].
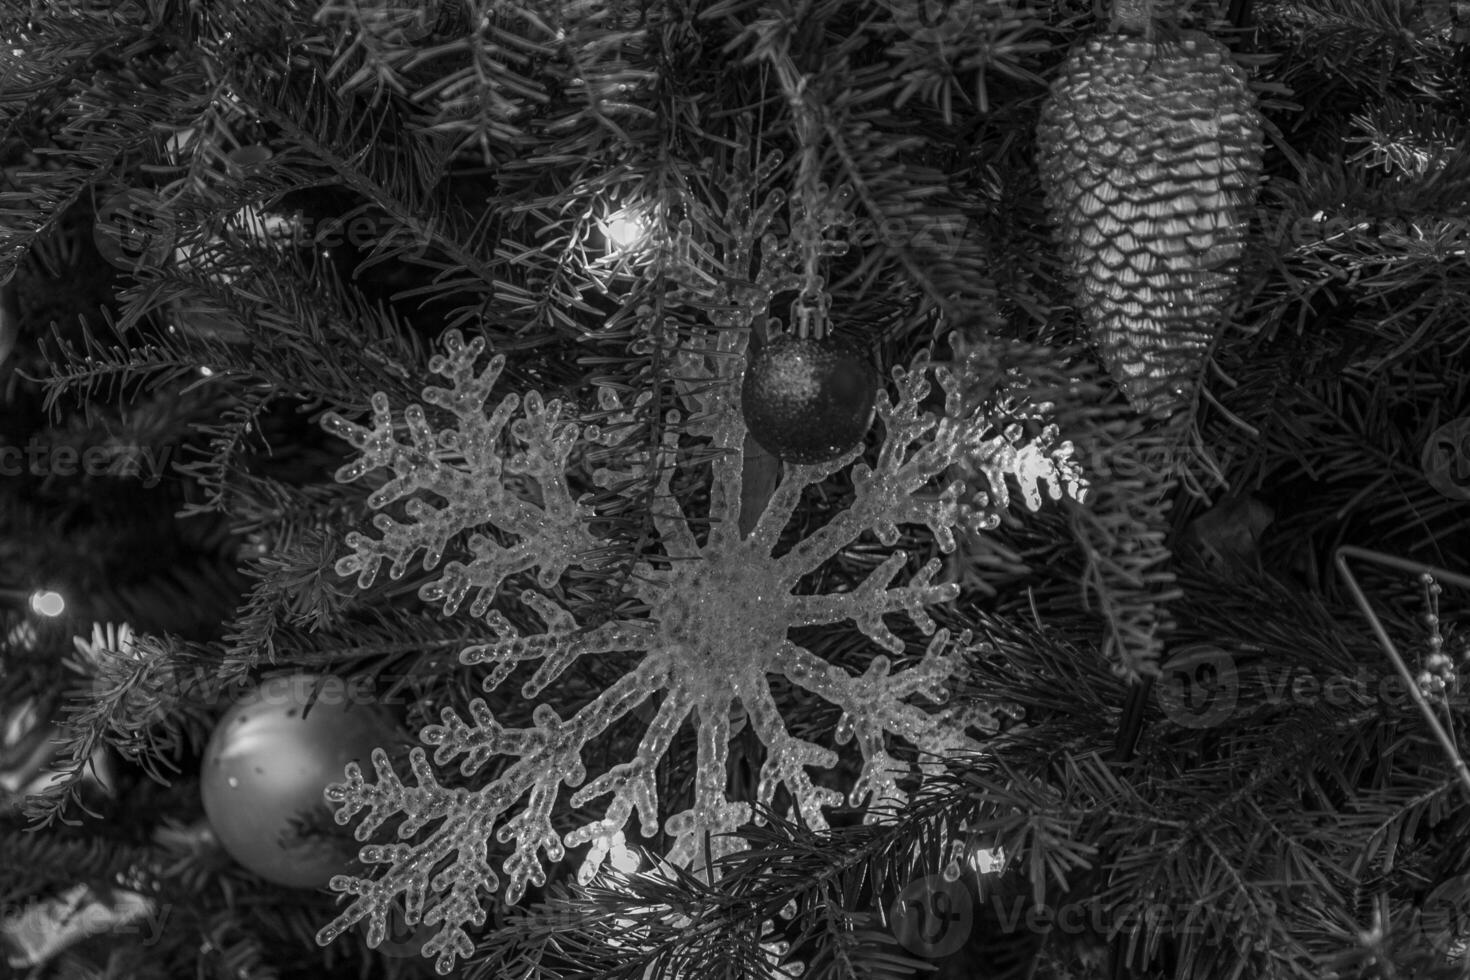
[315, 327, 1085, 972]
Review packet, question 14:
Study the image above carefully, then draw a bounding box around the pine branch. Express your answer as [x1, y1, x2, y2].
[0, 824, 157, 902]
[473, 799, 963, 980]
[0, 37, 199, 280]
[22, 632, 227, 828]
[947, 566, 1470, 980]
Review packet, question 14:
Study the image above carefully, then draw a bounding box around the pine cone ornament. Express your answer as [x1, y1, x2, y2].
[1036, 6, 1265, 415]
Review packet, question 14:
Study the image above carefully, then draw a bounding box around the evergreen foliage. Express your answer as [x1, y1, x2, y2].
[1, 0, 1467, 978]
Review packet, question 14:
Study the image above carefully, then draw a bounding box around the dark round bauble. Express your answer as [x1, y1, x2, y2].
[740, 334, 879, 464]
[200, 673, 396, 889]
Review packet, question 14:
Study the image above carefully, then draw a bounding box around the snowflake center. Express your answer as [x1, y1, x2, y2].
[656, 548, 788, 690]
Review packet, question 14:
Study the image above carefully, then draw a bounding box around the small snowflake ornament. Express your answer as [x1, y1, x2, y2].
[315, 326, 1085, 972]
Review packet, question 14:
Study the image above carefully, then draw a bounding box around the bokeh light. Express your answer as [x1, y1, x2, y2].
[29, 589, 65, 617]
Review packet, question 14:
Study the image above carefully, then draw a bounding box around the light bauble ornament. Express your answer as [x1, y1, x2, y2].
[200, 673, 396, 889]
[740, 334, 878, 464]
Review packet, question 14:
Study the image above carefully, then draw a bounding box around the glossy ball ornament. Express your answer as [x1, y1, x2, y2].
[200, 673, 396, 889]
[740, 334, 878, 464]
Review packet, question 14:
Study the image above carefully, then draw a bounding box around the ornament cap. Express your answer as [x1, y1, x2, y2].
[1110, 0, 1150, 33]
[1109, 0, 1182, 35]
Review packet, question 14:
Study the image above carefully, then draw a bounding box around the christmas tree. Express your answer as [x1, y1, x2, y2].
[2, 0, 1469, 978]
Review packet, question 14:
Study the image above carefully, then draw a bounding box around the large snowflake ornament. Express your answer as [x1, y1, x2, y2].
[315, 326, 1085, 972]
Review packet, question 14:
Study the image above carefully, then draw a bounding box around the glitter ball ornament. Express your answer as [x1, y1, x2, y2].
[740, 333, 878, 464]
[200, 674, 397, 889]
[1036, 0, 1265, 415]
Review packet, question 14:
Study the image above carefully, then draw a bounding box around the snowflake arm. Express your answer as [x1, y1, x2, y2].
[767, 362, 972, 569]
[777, 629, 992, 814]
[566, 680, 693, 859]
[460, 593, 658, 697]
[320, 331, 598, 612]
[663, 696, 752, 868]
[940, 365, 1090, 512]
[319, 748, 488, 971]
[741, 652, 843, 826]
[787, 553, 955, 653]
[319, 659, 667, 971]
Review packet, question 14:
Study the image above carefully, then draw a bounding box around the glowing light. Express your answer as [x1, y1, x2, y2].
[969, 844, 1005, 875]
[578, 829, 642, 883]
[200, 366, 215, 377]
[600, 210, 649, 252]
[607, 831, 641, 874]
[29, 590, 65, 617]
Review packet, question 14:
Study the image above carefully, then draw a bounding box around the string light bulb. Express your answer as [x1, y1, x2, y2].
[607, 831, 641, 874]
[599, 207, 650, 253]
[578, 829, 643, 883]
[969, 843, 1005, 875]
[29, 590, 65, 617]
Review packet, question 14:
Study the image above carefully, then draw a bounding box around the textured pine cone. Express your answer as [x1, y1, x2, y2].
[1036, 27, 1265, 415]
